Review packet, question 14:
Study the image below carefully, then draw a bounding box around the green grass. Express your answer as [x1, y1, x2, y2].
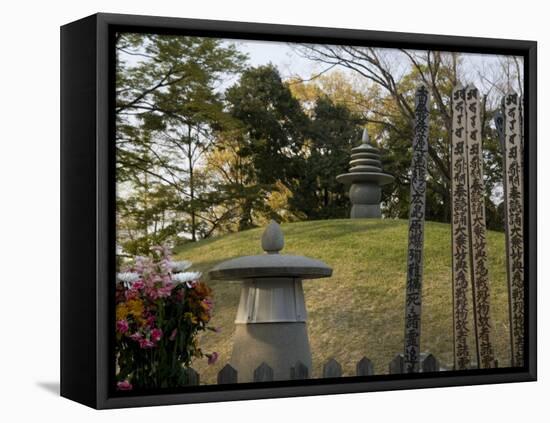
[173, 219, 510, 383]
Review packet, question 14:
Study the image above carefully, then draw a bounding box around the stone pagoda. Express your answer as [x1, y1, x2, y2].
[336, 128, 394, 218]
[208, 221, 332, 382]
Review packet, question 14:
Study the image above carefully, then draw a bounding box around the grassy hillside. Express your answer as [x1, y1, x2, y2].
[173, 219, 510, 383]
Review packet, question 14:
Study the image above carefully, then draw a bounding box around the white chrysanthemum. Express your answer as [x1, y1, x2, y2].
[172, 271, 202, 283]
[117, 272, 140, 284]
[170, 260, 192, 272]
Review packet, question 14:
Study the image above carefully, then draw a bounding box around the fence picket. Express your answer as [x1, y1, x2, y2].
[323, 358, 342, 378]
[253, 362, 274, 382]
[217, 364, 238, 384]
[356, 357, 374, 376]
[421, 353, 439, 373]
[290, 361, 309, 380]
[184, 367, 200, 386]
[389, 354, 404, 374]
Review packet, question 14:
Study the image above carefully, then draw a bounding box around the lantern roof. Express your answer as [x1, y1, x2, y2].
[208, 221, 332, 281]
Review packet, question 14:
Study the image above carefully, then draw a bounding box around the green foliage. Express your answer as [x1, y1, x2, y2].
[225, 65, 309, 188]
[224, 66, 364, 222]
[115, 33, 247, 254]
[294, 97, 363, 219]
[116, 37, 510, 252]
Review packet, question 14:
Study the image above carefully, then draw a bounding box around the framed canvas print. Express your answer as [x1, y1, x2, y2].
[60, 13, 537, 409]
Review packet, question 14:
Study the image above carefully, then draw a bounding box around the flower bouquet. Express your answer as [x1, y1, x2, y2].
[115, 246, 218, 391]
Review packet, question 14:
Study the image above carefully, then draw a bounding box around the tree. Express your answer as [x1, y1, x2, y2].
[115, 33, 246, 253]
[295, 46, 506, 226]
[224, 64, 311, 228]
[296, 96, 363, 218]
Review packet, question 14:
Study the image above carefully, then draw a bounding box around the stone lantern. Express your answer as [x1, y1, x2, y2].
[208, 221, 332, 382]
[336, 128, 394, 218]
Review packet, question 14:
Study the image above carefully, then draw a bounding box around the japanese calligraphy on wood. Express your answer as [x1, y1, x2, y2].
[465, 85, 496, 369]
[451, 85, 472, 370]
[502, 91, 525, 367]
[403, 85, 430, 373]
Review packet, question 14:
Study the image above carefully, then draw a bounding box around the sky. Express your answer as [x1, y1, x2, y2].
[221, 37, 524, 99]
[116, 34, 523, 207]
[118, 33, 524, 106]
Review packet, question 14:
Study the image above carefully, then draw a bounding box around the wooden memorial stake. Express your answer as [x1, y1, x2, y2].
[403, 85, 430, 373]
[501, 91, 525, 367]
[451, 85, 472, 370]
[464, 85, 496, 368]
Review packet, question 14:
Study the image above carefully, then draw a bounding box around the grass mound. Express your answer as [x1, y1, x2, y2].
[173, 219, 509, 383]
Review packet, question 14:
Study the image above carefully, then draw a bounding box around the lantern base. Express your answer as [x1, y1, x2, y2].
[349, 182, 382, 218]
[230, 322, 312, 382]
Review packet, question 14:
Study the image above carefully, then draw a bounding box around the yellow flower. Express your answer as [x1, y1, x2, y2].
[116, 304, 129, 321]
[127, 299, 144, 317]
[117, 299, 145, 325]
[184, 312, 198, 324]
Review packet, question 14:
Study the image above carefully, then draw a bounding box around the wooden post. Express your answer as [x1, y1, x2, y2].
[403, 85, 430, 373]
[451, 85, 472, 370]
[501, 91, 525, 367]
[464, 85, 496, 369]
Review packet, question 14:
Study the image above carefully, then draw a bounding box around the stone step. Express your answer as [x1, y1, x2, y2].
[349, 165, 383, 173]
[351, 152, 381, 160]
[349, 158, 382, 168]
[351, 145, 380, 154]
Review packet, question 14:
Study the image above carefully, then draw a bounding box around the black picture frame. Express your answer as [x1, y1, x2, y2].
[60, 12, 537, 409]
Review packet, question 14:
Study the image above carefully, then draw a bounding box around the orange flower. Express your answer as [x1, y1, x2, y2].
[193, 282, 212, 297]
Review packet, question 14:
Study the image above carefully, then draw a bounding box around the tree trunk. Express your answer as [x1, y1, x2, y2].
[187, 126, 197, 242]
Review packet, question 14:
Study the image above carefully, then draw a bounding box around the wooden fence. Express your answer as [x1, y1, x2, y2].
[181, 353, 442, 385]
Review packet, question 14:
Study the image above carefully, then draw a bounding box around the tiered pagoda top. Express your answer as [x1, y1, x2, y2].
[336, 128, 394, 186]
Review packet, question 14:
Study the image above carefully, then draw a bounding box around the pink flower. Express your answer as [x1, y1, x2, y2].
[151, 328, 163, 343]
[202, 298, 213, 311]
[145, 287, 160, 300]
[116, 319, 129, 334]
[146, 315, 156, 327]
[157, 284, 174, 298]
[139, 338, 155, 349]
[125, 289, 139, 301]
[207, 352, 219, 365]
[169, 328, 177, 341]
[129, 332, 142, 342]
[132, 280, 144, 290]
[117, 380, 133, 391]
